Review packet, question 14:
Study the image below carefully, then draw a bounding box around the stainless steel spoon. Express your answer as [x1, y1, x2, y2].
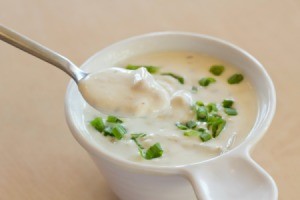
[0, 24, 88, 83]
[0, 25, 170, 117]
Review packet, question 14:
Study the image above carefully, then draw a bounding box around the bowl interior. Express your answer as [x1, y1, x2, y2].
[65, 32, 276, 169]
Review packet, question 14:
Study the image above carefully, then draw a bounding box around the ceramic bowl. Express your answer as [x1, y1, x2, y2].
[65, 32, 277, 200]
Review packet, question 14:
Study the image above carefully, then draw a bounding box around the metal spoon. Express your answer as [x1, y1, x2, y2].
[0, 25, 170, 117]
[0, 24, 88, 83]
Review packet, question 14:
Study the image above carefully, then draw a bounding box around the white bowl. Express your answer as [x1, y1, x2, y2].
[65, 32, 277, 200]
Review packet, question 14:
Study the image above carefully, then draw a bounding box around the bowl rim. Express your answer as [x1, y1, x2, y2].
[65, 31, 276, 174]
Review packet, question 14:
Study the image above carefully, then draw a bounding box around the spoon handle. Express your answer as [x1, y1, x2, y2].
[0, 24, 87, 82]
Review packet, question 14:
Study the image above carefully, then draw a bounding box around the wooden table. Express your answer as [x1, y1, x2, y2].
[0, 0, 299, 199]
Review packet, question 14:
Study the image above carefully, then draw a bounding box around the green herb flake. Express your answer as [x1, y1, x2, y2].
[195, 101, 204, 106]
[199, 77, 216, 87]
[131, 133, 146, 150]
[103, 126, 113, 136]
[208, 117, 226, 138]
[209, 65, 225, 76]
[111, 124, 127, 140]
[196, 106, 208, 121]
[161, 72, 184, 84]
[228, 74, 244, 84]
[206, 103, 218, 113]
[90, 117, 105, 132]
[198, 128, 206, 132]
[131, 133, 146, 140]
[186, 120, 197, 129]
[222, 99, 234, 108]
[144, 143, 164, 160]
[175, 122, 188, 130]
[224, 108, 238, 116]
[131, 135, 163, 160]
[125, 65, 160, 74]
[184, 130, 200, 137]
[106, 115, 123, 123]
[199, 131, 212, 142]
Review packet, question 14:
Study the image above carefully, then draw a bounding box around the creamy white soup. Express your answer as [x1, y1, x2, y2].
[79, 67, 170, 117]
[82, 51, 257, 166]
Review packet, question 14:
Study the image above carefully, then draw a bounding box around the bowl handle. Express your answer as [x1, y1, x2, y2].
[181, 151, 278, 200]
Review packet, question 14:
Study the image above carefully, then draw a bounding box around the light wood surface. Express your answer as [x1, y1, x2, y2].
[0, 0, 299, 199]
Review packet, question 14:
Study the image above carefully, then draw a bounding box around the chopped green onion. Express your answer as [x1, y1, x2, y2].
[208, 117, 226, 138]
[103, 126, 113, 136]
[186, 120, 197, 129]
[184, 130, 200, 137]
[111, 124, 127, 140]
[175, 122, 188, 130]
[195, 101, 204, 106]
[199, 77, 216, 87]
[199, 131, 212, 142]
[144, 143, 163, 160]
[184, 128, 212, 142]
[161, 72, 184, 84]
[131, 135, 163, 160]
[131, 133, 146, 150]
[125, 65, 139, 70]
[224, 108, 238, 116]
[197, 128, 206, 132]
[125, 65, 160, 74]
[90, 117, 105, 132]
[228, 74, 244, 84]
[196, 106, 208, 121]
[222, 99, 234, 108]
[131, 133, 146, 140]
[209, 65, 225, 76]
[206, 103, 218, 113]
[106, 115, 123, 123]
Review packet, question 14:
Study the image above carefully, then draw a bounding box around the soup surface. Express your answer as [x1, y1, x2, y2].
[82, 51, 257, 166]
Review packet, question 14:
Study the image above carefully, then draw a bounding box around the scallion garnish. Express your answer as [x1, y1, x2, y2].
[161, 72, 184, 84]
[198, 77, 216, 87]
[207, 116, 226, 138]
[206, 103, 218, 113]
[224, 108, 238, 116]
[106, 115, 123, 123]
[125, 65, 160, 74]
[176, 98, 239, 142]
[103, 126, 113, 136]
[195, 101, 204, 106]
[199, 131, 212, 142]
[186, 120, 197, 129]
[222, 99, 234, 108]
[111, 124, 127, 140]
[131, 133, 146, 150]
[209, 65, 225, 76]
[196, 106, 208, 122]
[130, 134, 163, 160]
[90, 117, 105, 132]
[90, 116, 126, 139]
[228, 74, 244, 84]
[175, 122, 188, 130]
[131, 133, 146, 140]
[143, 143, 164, 160]
[184, 128, 212, 142]
[222, 99, 238, 116]
[184, 130, 200, 137]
